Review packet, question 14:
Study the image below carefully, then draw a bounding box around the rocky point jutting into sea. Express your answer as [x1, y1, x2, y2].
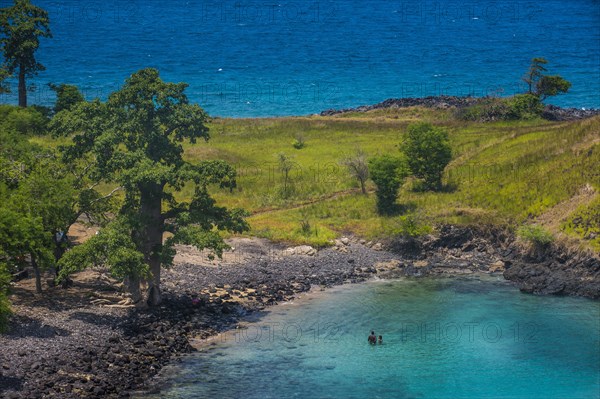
[319, 95, 600, 121]
[0, 225, 598, 398]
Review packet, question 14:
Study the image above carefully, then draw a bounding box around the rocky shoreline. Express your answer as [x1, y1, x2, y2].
[1, 229, 599, 398]
[319, 95, 600, 121]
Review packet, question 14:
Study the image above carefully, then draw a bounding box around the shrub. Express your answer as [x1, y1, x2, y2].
[455, 97, 512, 122]
[49, 83, 85, 114]
[508, 94, 543, 120]
[0, 105, 48, 135]
[562, 197, 600, 251]
[517, 225, 554, 247]
[403, 123, 452, 191]
[388, 213, 432, 238]
[368, 155, 409, 214]
[292, 133, 306, 149]
[300, 218, 311, 237]
[456, 95, 542, 122]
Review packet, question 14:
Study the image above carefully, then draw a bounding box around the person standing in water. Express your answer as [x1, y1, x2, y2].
[368, 331, 377, 344]
[378, 335, 383, 344]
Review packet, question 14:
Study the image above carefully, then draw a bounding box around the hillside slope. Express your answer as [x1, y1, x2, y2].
[173, 110, 599, 251]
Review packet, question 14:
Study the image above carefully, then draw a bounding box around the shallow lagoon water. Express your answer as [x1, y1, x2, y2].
[146, 276, 600, 399]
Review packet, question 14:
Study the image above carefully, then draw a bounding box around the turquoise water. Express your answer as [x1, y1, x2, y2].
[1, 0, 599, 116]
[149, 276, 600, 399]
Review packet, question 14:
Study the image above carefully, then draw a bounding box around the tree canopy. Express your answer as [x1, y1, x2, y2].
[0, 0, 51, 107]
[403, 122, 452, 191]
[368, 154, 409, 214]
[0, 107, 109, 293]
[51, 68, 249, 306]
[522, 57, 571, 101]
[49, 83, 84, 114]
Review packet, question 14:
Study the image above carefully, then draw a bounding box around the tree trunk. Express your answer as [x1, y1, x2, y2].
[31, 253, 42, 294]
[126, 275, 142, 304]
[360, 179, 366, 194]
[18, 65, 27, 108]
[140, 183, 164, 307]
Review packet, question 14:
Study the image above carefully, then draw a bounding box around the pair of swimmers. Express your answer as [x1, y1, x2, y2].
[368, 331, 382, 345]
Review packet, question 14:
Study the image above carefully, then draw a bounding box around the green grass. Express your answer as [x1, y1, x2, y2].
[31, 109, 600, 249]
[517, 225, 554, 247]
[562, 196, 600, 251]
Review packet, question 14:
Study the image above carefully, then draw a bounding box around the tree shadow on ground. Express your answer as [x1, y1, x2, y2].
[69, 311, 128, 328]
[411, 181, 458, 193]
[381, 202, 418, 216]
[8, 271, 122, 313]
[0, 375, 23, 393]
[3, 314, 70, 339]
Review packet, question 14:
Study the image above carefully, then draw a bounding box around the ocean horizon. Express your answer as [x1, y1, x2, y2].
[1, 0, 599, 117]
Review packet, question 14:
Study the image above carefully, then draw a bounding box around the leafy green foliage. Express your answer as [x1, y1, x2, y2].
[368, 154, 409, 214]
[522, 57, 571, 101]
[0, 67, 9, 93]
[508, 94, 543, 120]
[48, 83, 84, 113]
[1, 107, 111, 292]
[0, 104, 47, 135]
[403, 123, 452, 191]
[562, 197, 600, 251]
[457, 95, 542, 122]
[51, 68, 249, 305]
[536, 75, 571, 101]
[0, 247, 12, 332]
[385, 213, 432, 238]
[522, 57, 548, 95]
[517, 224, 554, 247]
[0, 206, 54, 293]
[292, 133, 306, 149]
[58, 217, 148, 281]
[0, 0, 52, 107]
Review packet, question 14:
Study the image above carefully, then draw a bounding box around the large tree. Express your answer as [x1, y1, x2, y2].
[0, 0, 51, 107]
[522, 57, 548, 95]
[522, 57, 571, 101]
[51, 68, 248, 306]
[1, 112, 110, 293]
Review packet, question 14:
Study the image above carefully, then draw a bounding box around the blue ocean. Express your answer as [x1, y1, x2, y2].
[1, 0, 599, 116]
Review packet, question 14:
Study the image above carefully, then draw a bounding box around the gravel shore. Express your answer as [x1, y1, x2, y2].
[1, 230, 597, 398]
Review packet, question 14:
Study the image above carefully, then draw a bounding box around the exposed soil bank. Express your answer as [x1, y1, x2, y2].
[1, 228, 598, 398]
[319, 95, 600, 121]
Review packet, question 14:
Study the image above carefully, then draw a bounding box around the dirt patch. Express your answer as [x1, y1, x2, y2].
[67, 223, 99, 245]
[173, 237, 288, 267]
[535, 184, 597, 237]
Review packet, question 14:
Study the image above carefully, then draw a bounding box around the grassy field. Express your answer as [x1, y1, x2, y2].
[34, 107, 600, 250]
